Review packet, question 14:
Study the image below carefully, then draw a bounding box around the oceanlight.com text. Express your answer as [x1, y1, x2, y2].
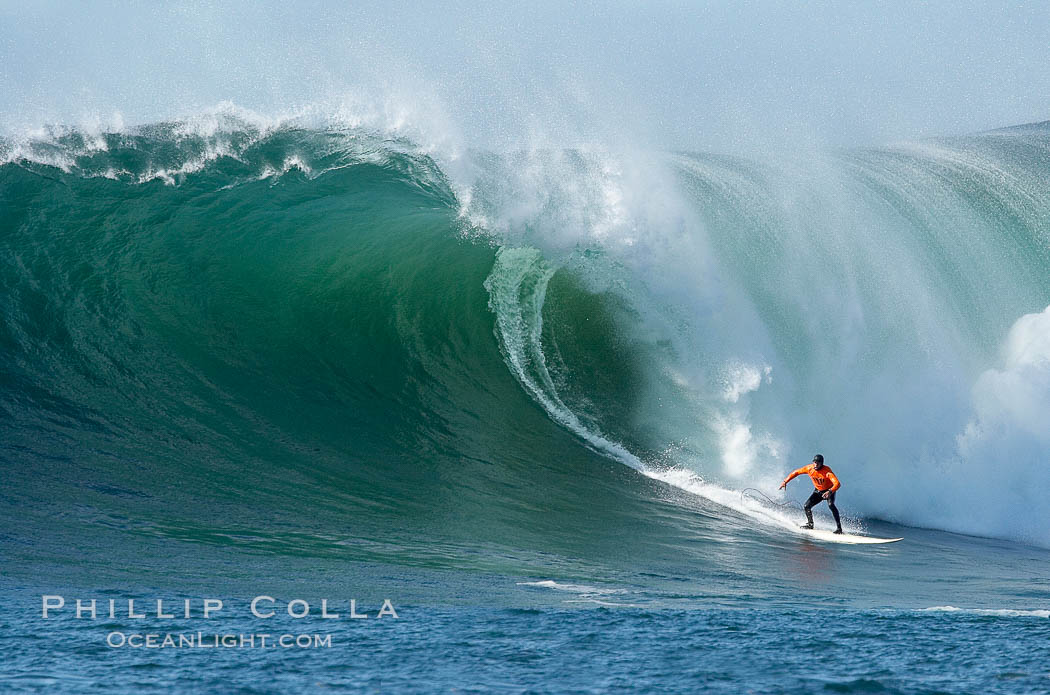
[106, 632, 333, 649]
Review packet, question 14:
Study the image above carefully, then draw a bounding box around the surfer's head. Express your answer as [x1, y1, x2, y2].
[812, 454, 824, 468]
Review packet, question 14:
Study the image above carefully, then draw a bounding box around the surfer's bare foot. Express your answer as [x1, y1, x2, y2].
[800, 523, 813, 530]
[833, 528, 844, 534]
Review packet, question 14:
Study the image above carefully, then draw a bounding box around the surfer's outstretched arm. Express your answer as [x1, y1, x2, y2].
[778, 466, 809, 490]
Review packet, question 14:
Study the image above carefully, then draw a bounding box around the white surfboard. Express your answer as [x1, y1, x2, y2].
[797, 527, 902, 544]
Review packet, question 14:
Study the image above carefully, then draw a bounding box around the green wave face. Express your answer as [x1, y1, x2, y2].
[0, 125, 676, 577]
[3, 119, 1050, 565]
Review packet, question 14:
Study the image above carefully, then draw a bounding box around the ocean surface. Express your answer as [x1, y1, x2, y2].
[2, 112, 1050, 693]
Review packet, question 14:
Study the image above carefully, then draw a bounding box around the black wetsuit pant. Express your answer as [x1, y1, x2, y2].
[804, 490, 841, 529]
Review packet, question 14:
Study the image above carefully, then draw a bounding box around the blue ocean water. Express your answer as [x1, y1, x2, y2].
[2, 115, 1050, 692]
[3, 537, 1050, 695]
[4, 599, 1050, 694]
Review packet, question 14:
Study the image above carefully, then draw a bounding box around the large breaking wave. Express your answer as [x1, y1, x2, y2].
[3, 106, 1049, 550]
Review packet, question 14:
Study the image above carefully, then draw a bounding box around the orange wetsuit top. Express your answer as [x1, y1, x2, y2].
[783, 463, 840, 492]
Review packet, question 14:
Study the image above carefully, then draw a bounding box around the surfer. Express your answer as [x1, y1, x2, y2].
[779, 454, 843, 534]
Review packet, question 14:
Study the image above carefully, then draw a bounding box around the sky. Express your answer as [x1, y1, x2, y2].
[1, 0, 1048, 149]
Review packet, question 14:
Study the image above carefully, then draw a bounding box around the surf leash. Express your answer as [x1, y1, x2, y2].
[741, 487, 804, 514]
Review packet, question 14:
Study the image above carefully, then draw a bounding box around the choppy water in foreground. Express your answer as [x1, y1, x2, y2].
[3, 495, 1050, 693]
[3, 570, 1050, 694]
